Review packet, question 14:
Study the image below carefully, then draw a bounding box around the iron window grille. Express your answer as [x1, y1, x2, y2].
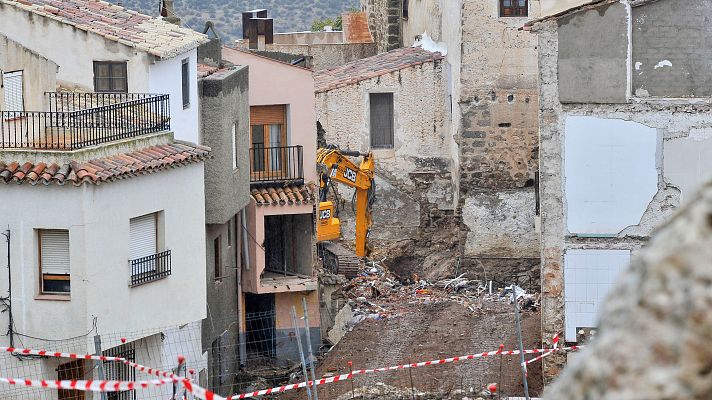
[129, 249, 171, 287]
[103, 344, 136, 400]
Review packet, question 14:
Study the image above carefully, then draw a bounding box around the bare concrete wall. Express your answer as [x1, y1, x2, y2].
[199, 66, 251, 224]
[632, 0, 712, 98]
[0, 34, 57, 111]
[557, 2, 628, 103]
[315, 61, 453, 241]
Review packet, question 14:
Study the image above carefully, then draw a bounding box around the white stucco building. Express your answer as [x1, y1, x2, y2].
[0, 1, 212, 398]
[0, 0, 208, 143]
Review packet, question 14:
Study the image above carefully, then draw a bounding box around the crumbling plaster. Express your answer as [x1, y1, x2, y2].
[536, 12, 712, 381]
[315, 62, 453, 241]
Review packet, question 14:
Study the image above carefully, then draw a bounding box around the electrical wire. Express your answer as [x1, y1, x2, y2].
[12, 316, 98, 342]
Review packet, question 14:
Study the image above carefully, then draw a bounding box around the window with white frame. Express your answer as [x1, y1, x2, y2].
[129, 213, 158, 261]
[129, 212, 170, 286]
[39, 229, 70, 295]
[3, 70, 24, 111]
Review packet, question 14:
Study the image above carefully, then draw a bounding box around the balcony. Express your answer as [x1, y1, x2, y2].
[249, 145, 303, 184]
[129, 250, 171, 287]
[1, 92, 170, 151]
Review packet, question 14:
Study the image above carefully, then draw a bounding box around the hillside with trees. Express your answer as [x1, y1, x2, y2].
[110, 0, 360, 43]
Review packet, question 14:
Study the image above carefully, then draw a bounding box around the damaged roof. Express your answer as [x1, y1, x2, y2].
[524, 0, 658, 27]
[0, 142, 210, 186]
[1, 0, 209, 59]
[251, 184, 316, 207]
[314, 47, 443, 93]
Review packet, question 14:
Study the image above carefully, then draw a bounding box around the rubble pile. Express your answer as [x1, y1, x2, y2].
[340, 258, 541, 330]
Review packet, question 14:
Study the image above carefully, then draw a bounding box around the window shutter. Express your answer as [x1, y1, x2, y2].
[129, 214, 157, 260]
[250, 105, 286, 125]
[3, 71, 24, 111]
[369, 93, 394, 148]
[40, 230, 70, 275]
[182, 59, 190, 107]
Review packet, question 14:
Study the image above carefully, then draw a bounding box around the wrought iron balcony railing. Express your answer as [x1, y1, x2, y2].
[249, 145, 304, 183]
[1, 92, 170, 151]
[129, 250, 171, 287]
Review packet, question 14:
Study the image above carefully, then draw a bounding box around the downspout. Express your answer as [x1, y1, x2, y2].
[2, 229, 12, 348]
[238, 209, 250, 367]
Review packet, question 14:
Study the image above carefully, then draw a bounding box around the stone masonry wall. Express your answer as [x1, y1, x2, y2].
[267, 42, 377, 70]
[315, 62, 452, 242]
[360, 0, 402, 53]
[457, 0, 541, 278]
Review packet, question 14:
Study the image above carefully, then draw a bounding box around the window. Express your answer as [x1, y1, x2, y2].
[214, 235, 222, 280]
[232, 122, 238, 170]
[182, 58, 190, 108]
[402, 0, 409, 19]
[129, 212, 170, 286]
[369, 93, 394, 149]
[250, 105, 287, 177]
[103, 343, 136, 400]
[39, 229, 70, 295]
[57, 360, 85, 400]
[500, 0, 528, 17]
[93, 61, 128, 92]
[2, 70, 24, 111]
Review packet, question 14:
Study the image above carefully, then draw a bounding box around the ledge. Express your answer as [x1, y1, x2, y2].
[34, 294, 71, 301]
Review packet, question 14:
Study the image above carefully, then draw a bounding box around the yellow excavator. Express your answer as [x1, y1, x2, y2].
[316, 146, 376, 278]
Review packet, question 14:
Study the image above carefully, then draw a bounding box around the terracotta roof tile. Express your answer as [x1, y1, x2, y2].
[313, 47, 444, 93]
[1, 0, 209, 59]
[0, 141, 209, 186]
[251, 184, 316, 207]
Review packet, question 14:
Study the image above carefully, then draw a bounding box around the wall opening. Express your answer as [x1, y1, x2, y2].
[262, 214, 312, 277]
[244, 293, 276, 362]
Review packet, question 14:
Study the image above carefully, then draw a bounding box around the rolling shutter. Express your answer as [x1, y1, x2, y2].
[250, 105, 286, 125]
[3, 71, 24, 111]
[129, 214, 157, 260]
[40, 230, 70, 275]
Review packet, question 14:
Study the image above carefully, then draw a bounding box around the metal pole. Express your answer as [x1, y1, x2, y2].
[302, 297, 319, 400]
[2, 229, 12, 348]
[291, 306, 312, 400]
[348, 361, 355, 399]
[93, 335, 108, 400]
[407, 358, 415, 400]
[513, 287, 530, 400]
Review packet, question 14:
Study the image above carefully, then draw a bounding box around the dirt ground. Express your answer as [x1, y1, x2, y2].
[279, 298, 542, 399]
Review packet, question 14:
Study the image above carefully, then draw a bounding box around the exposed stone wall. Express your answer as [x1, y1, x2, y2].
[544, 180, 712, 399]
[315, 61, 453, 242]
[457, 0, 541, 263]
[360, 0, 402, 52]
[537, 7, 712, 382]
[267, 42, 377, 70]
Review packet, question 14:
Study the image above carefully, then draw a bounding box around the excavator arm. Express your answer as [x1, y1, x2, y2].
[316, 147, 375, 258]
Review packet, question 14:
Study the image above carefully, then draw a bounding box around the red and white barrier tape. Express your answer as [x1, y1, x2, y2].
[0, 376, 176, 391]
[221, 344, 584, 399]
[523, 334, 560, 367]
[0, 341, 583, 400]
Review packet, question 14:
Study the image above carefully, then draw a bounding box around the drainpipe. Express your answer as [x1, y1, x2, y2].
[241, 209, 250, 270]
[2, 229, 12, 348]
[238, 209, 250, 366]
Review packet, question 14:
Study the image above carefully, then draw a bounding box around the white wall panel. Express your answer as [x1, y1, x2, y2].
[565, 116, 658, 234]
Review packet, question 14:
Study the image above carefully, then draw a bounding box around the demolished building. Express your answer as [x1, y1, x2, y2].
[526, 0, 712, 382]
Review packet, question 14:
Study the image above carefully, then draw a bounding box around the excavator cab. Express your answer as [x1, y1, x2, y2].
[317, 201, 341, 241]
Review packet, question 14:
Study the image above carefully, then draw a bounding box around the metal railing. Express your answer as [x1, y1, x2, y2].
[129, 250, 171, 287]
[249, 145, 304, 183]
[1, 92, 170, 150]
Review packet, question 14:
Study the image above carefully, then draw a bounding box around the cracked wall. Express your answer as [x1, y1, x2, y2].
[315, 61, 453, 242]
[536, 0, 712, 382]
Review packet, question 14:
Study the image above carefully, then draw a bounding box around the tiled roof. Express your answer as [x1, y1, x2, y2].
[1, 0, 209, 59]
[314, 47, 443, 93]
[0, 142, 210, 186]
[251, 184, 316, 207]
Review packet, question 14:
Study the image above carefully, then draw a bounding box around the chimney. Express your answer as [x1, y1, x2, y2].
[160, 0, 181, 26]
[242, 9, 274, 50]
